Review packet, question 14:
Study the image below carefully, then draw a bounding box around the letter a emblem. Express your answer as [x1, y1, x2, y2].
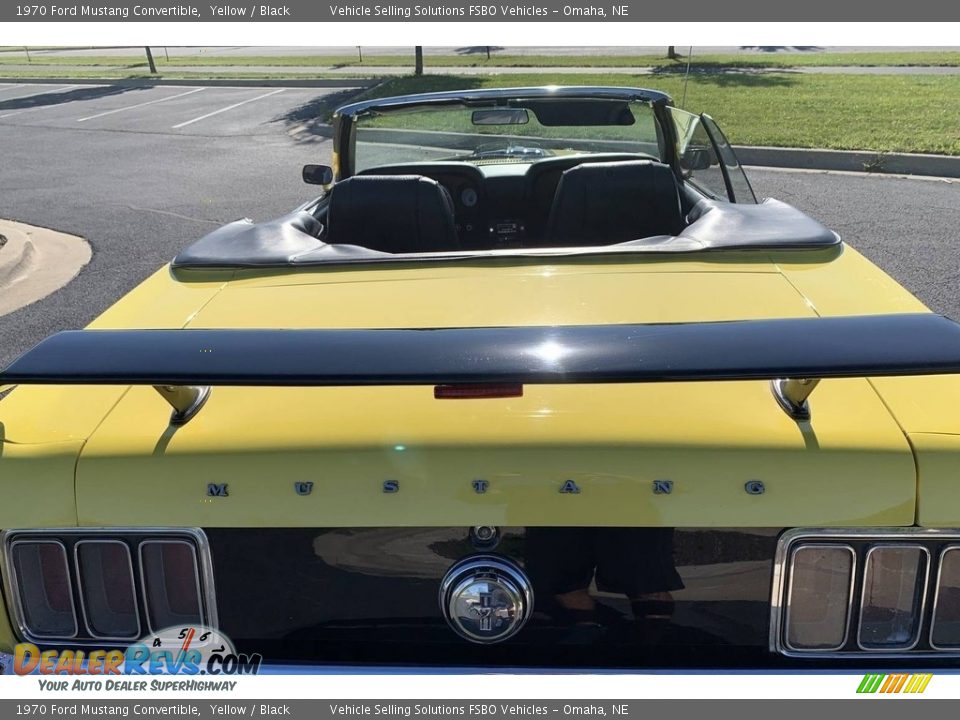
[559, 479, 581, 494]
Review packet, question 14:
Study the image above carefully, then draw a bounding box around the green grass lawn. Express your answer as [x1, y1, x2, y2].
[2, 50, 960, 69]
[354, 74, 960, 156]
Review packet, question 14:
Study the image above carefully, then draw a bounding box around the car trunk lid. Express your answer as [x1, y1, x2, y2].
[73, 263, 918, 527]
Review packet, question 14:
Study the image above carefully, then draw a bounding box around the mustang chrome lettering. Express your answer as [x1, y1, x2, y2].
[559, 480, 581, 494]
[206, 483, 228, 497]
[294, 482, 314, 496]
[472, 479, 489, 494]
[653, 480, 673, 495]
[745, 481, 765, 495]
[382, 480, 399, 494]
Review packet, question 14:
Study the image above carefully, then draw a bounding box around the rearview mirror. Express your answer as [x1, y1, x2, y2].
[680, 146, 713, 172]
[302, 164, 334, 186]
[471, 109, 529, 126]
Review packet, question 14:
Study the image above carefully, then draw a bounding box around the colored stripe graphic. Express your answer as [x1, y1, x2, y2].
[857, 673, 932, 694]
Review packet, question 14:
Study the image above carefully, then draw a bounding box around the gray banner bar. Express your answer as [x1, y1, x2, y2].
[0, 700, 957, 719]
[3, 0, 958, 21]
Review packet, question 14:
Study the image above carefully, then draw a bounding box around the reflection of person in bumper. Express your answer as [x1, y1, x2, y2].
[525, 528, 683, 631]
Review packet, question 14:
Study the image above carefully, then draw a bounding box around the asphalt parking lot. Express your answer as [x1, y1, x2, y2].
[1, 80, 958, 368]
[0, 81, 351, 134]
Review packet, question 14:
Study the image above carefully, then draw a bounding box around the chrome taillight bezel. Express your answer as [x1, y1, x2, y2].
[5, 539, 79, 641]
[0, 528, 217, 646]
[856, 543, 930, 652]
[73, 538, 141, 642]
[771, 528, 960, 658]
[782, 543, 856, 653]
[930, 544, 960, 651]
[137, 538, 207, 635]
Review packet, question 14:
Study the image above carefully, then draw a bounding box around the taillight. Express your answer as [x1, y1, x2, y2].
[1, 529, 214, 644]
[858, 545, 928, 650]
[8, 540, 77, 639]
[783, 544, 854, 651]
[139, 540, 203, 631]
[931, 546, 960, 649]
[75, 540, 140, 640]
[772, 529, 960, 658]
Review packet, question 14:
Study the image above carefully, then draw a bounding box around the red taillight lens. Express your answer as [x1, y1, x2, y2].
[75, 540, 139, 639]
[434, 383, 523, 399]
[10, 541, 77, 639]
[139, 541, 203, 630]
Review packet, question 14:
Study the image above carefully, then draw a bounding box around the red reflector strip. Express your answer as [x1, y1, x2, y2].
[434, 383, 523, 399]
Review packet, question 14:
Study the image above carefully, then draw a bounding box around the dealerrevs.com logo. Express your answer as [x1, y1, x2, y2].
[857, 673, 933, 694]
[13, 625, 262, 676]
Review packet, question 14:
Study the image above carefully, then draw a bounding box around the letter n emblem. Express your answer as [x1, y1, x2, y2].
[653, 480, 673, 495]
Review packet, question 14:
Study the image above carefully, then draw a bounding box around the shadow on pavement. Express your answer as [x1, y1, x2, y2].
[648, 68, 802, 87]
[455, 46, 506, 55]
[269, 88, 363, 143]
[0, 83, 153, 113]
[271, 78, 487, 144]
[738, 46, 824, 53]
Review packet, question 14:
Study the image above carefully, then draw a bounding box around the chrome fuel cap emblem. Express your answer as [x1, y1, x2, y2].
[439, 555, 533, 643]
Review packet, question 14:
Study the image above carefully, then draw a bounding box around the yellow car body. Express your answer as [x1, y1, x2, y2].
[3, 245, 958, 530]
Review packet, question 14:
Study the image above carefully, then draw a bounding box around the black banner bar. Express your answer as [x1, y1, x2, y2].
[0, 700, 957, 720]
[3, 0, 957, 22]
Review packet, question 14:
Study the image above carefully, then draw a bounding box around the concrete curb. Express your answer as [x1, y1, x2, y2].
[0, 225, 35, 285]
[0, 220, 91, 318]
[734, 145, 960, 179]
[0, 77, 377, 89]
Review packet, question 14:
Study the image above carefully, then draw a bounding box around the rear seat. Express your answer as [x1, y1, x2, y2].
[326, 175, 460, 254]
[545, 160, 685, 246]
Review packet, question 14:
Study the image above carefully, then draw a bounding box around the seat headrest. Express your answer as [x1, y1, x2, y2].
[327, 175, 459, 254]
[546, 160, 684, 246]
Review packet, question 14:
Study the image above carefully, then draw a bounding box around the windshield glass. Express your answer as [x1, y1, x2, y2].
[353, 98, 665, 172]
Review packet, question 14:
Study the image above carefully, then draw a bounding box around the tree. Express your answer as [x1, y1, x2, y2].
[144, 47, 157, 74]
[667, 46, 678, 60]
[414, 46, 424, 76]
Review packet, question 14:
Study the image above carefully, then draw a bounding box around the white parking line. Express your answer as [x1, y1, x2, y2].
[77, 87, 207, 122]
[0, 85, 81, 119]
[0, 84, 33, 94]
[171, 88, 285, 129]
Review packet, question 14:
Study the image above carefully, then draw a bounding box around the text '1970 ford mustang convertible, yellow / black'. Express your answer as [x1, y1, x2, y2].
[1, 86, 960, 672]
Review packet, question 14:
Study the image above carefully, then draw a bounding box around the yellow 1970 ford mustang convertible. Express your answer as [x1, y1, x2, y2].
[1, 86, 959, 671]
